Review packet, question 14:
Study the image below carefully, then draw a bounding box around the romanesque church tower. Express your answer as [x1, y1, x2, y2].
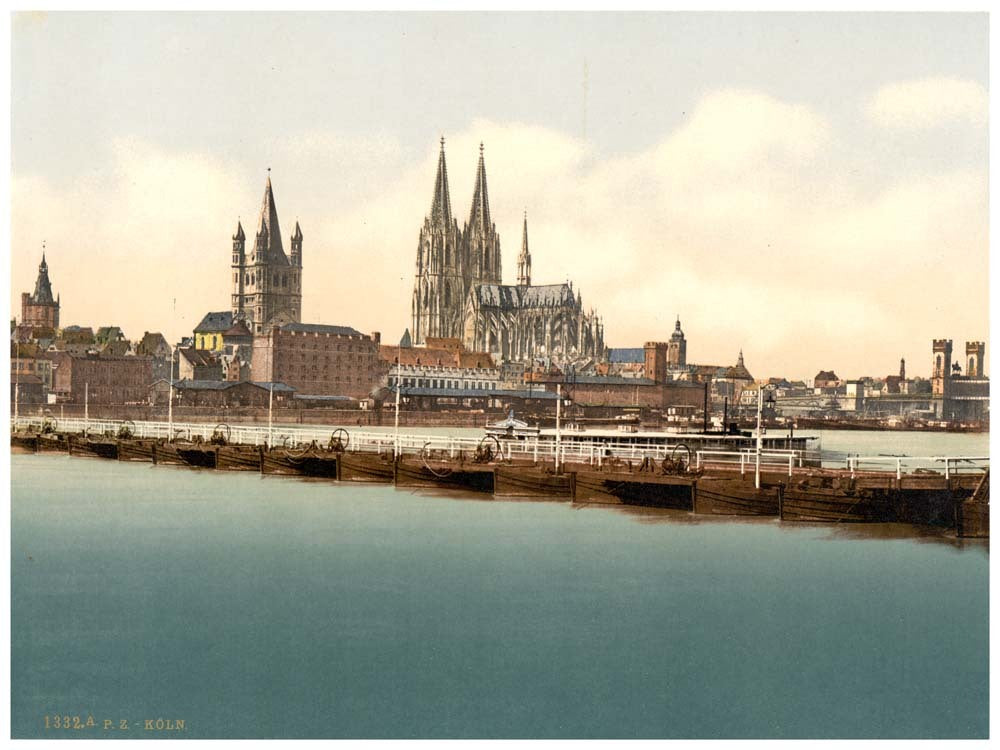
[231, 174, 303, 334]
[412, 139, 464, 344]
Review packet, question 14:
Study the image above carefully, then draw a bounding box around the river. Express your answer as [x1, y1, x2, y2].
[9, 431, 989, 738]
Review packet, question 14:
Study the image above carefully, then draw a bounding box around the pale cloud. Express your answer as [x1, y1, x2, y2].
[867, 77, 987, 129]
[11, 89, 988, 381]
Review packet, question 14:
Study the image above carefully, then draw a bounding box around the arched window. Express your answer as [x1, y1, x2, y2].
[444, 283, 451, 307]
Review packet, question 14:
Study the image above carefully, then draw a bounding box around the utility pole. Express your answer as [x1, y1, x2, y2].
[394, 381, 401, 459]
[755, 384, 763, 489]
[555, 383, 562, 473]
[268, 383, 274, 448]
[168, 346, 175, 438]
[13, 340, 19, 426]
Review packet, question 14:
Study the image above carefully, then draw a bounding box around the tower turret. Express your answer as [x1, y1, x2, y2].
[291, 221, 303, 268]
[932, 339, 953, 395]
[231, 220, 246, 319]
[668, 316, 687, 368]
[517, 211, 532, 287]
[966, 341, 985, 378]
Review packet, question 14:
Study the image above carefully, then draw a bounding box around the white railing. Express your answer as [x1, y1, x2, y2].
[11, 416, 988, 477]
[840, 454, 990, 479]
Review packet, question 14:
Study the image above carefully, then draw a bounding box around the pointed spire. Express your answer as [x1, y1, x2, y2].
[467, 141, 491, 231]
[430, 136, 452, 225]
[254, 171, 284, 259]
[517, 210, 532, 287]
[234, 220, 245, 241]
[737, 349, 745, 367]
[32, 246, 55, 305]
[292, 221, 303, 241]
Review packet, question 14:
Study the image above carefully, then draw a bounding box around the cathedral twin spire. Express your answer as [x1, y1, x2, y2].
[430, 137, 453, 226]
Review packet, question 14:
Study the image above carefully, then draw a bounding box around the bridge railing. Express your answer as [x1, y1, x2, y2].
[11, 416, 988, 478]
[841, 454, 990, 479]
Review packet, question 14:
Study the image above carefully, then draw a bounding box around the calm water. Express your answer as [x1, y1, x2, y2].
[11, 448, 988, 739]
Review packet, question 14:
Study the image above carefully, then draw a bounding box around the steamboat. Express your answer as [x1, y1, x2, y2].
[485, 411, 819, 461]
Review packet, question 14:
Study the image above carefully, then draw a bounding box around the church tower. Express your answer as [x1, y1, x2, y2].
[463, 143, 501, 289]
[667, 317, 687, 368]
[21, 249, 60, 329]
[232, 174, 302, 334]
[412, 138, 464, 344]
[517, 212, 532, 286]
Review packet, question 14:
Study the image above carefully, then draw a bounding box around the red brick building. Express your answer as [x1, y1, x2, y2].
[379, 335, 495, 369]
[251, 323, 380, 399]
[49, 352, 152, 404]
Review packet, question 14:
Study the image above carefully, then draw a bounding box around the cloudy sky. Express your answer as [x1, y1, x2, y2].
[11, 12, 988, 380]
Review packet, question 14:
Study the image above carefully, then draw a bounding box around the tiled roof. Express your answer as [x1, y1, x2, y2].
[172, 379, 295, 392]
[398, 386, 559, 399]
[178, 348, 218, 367]
[570, 375, 659, 386]
[279, 323, 363, 336]
[194, 311, 234, 333]
[609, 348, 645, 364]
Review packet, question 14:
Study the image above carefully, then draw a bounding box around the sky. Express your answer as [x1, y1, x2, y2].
[9, 12, 989, 382]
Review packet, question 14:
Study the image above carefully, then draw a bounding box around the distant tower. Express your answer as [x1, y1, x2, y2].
[412, 138, 464, 344]
[232, 174, 302, 333]
[966, 341, 985, 378]
[21, 248, 60, 329]
[644, 341, 668, 384]
[667, 316, 687, 368]
[517, 212, 532, 287]
[932, 339, 953, 395]
[899, 358, 906, 380]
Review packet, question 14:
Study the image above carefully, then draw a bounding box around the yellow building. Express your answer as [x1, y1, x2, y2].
[193, 311, 233, 352]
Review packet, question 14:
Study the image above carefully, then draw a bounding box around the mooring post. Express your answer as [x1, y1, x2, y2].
[788, 453, 793, 477]
[896, 458, 902, 480]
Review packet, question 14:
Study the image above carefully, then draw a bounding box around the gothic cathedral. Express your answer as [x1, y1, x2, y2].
[411, 139, 605, 366]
